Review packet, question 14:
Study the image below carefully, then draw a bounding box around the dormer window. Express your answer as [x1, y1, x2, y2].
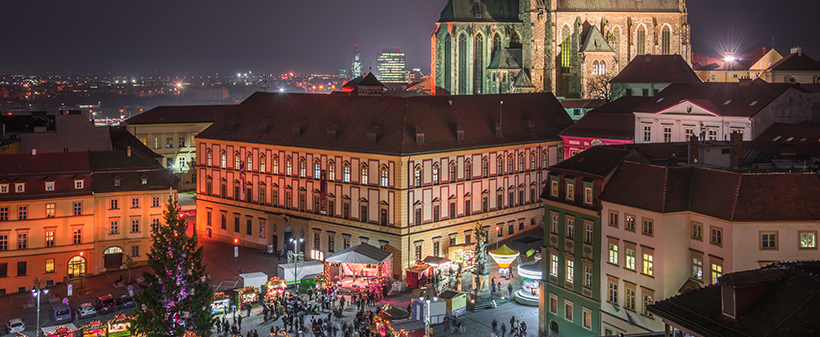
[45, 182, 54, 191]
[141, 175, 148, 185]
[114, 178, 121, 187]
[0, 184, 7, 193]
[566, 182, 575, 201]
[74, 180, 83, 190]
[16, 183, 26, 193]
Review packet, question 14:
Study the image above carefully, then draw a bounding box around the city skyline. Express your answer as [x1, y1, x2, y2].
[1, 0, 819, 77]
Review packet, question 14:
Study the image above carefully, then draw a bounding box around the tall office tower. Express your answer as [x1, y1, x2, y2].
[351, 44, 363, 79]
[377, 47, 407, 83]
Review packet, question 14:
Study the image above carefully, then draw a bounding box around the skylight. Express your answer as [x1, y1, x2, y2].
[772, 136, 781, 141]
[723, 100, 732, 105]
[786, 137, 794, 142]
[749, 101, 758, 106]
[656, 97, 664, 103]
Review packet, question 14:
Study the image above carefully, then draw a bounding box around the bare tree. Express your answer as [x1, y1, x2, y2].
[584, 74, 625, 101]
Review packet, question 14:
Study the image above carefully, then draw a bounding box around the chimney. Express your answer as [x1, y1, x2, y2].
[127, 146, 132, 157]
[456, 124, 465, 141]
[790, 46, 802, 57]
[415, 126, 425, 144]
[731, 132, 743, 169]
[32, 149, 36, 156]
[688, 134, 699, 164]
[494, 122, 503, 137]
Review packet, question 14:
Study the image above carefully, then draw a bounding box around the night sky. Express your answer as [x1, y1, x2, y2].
[1, 0, 818, 77]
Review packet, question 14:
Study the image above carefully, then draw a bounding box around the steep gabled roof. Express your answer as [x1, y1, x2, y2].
[487, 48, 523, 70]
[358, 72, 384, 87]
[580, 26, 614, 53]
[197, 92, 571, 155]
[635, 81, 799, 117]
[125, 105, 236, 125]
[600, 161, 820, 221]
[549, 147, 642, 178]
[513, 70, 535, 88]
[438, 0, 521, 22]
[556, 0, 681, 12]
[611, 54, 701, 83]
[768, 52, 820, 71]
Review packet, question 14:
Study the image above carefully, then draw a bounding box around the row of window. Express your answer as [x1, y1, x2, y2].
[547, 294, 594, 331]
[605, 277, 656, 317]
[607, 239, 655, 277]
[0, 179, 84, 194]
[0, 256, 88, 280]
[758, 230, 817, 250]
[641, 124, 731, 143]
[1, 202, 84, 222]
[689, 250, 724, 284]
[607, 211, 655, 237]
[108, 218, 161, 235]
[548, 253, 594, 289]
[412, 152, 549, 187]
[205, 148, 549, 187]
[0, 228, 83, 251]
[549, 177, 594, 206]
[549, 213, 595, 245]
[147, 136, 192, 150]
[109, 196, 162, 210]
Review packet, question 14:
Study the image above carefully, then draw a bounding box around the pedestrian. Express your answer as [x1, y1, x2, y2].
[500, 322, 506, 337]
[507, 283, 513, 297]
[510, 316, 516, 328]
[492, 319, 498, 333]
[238, 314, 243, 331]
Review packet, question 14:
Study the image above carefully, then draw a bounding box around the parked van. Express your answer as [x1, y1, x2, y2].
[49, 304, 72, 323]
[95, 294, 117, 314]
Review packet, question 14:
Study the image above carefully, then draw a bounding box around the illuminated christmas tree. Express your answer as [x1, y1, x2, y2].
[134, 196, 213, 336]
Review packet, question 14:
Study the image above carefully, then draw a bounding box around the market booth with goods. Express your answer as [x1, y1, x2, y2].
[323, 243, 393, 294]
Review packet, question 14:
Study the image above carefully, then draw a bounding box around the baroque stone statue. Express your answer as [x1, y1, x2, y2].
[473, 221, 489, 275]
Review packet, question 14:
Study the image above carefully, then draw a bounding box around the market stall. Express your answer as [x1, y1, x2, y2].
[42, 324, 79, 337]
[324, 243, 393, 293]
[106, 315, 133, 337]
[439, 290, 466, 317]
[410, 296, 446, 325]
[264, 277, 288, 302]
[82, 322, 106, 337]
[211, 291, 231, 315]
[488, 244, 520, 277]
[237, 286, 259, 308]
[404, 263, 428, 289]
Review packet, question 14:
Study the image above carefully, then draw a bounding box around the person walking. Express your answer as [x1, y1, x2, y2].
[500, 322, 506, 337]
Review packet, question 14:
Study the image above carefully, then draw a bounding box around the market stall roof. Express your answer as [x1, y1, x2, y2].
[390, 319, 426, 332]
[325, 243, 392, 264]
[439, 290, 465, 299]
[489, 244, 519, 256]
[41, 324, 79, 334]
[422, 256, 451, 266]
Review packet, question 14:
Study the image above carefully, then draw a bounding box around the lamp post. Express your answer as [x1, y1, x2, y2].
[288, 237, 304, 293]
[234, 238, 239, 275]
[495, 225, 501, 249]
[32, 277, 51, 337]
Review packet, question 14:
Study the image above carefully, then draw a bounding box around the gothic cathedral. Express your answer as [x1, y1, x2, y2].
[431, 0, 690, 98]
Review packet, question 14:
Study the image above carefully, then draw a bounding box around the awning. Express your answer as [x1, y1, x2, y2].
[325, 243, 392, 265]
[422, 256, 451, 266]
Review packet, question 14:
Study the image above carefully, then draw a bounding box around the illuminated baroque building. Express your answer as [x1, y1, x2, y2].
[431, 0, 691, 97]
[0, 149, 175, 294]
[194, 92, 572, 279]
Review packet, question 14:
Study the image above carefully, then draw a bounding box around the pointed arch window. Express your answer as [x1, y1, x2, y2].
[592, 60, 600, 75]
[561, 25, 572, 71]
[474, 33, 485, 94]
[661, 26, 671, 55]
[458, 33, 469, 94]
[637, 26, 646, 56]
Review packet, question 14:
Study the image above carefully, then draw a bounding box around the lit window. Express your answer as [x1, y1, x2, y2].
[15, 183, 25, 193]
[609, 281, 619, 304]
[692, 256, 703, 280]
[46, 203, 55, 218]
[73, 228, 82, 244]
[45, 182, 54, 191]
[608, 243, 619, 265]
[800, 231, 817, 249]
[380, 168, 389, 187]
[0, 184, 7, 193]
[643, 252, 654, 276]
[360, 165, 368, 184]
[550, 254, 559, 277]
[566, 260, 574, 283]
[625, 248, 636, 270]
[711, 263, 723, 284]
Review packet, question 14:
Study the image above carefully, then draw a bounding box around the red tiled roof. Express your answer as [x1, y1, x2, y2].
[768, 52, 820, 71]
[635, 81, 799, 117]
[560, 96, 651, 140]
[0, 151, 90, 176]
[611, 54, 702, 83]
[549, 147, 639, 178]
[649, 261, 820, 337]
[125, 104, 236, 125]
[600, 161, 820, 221]
[755, 123, 820, 143]
[197, 92, 572, 155]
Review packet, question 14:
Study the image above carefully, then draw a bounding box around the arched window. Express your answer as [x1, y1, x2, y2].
[592, 60, 600, 75]
[561, 25, 572, 71]
[601, 61, 606, 75]
[492, 33, 501, 58]
[458, 33, 468, 94]
[474, 33, 485, 94]
[610, 27, 621, 55]
[510, 32, 522, 49]
[68, 256, 86, 278]
[360, 164, 368, 185]
[380, 165, 389, 187]
[661, 26, 671, 55]
[637, 26, 646, 56]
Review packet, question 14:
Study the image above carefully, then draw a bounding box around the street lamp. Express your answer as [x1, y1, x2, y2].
[32, 277, 51, 337]
[495, 225, 501, 249]
[234, 238, 239, 275]
[288, 237, 304, 293]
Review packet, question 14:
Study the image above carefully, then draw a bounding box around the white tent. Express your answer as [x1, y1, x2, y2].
[325, 243, 392, 264]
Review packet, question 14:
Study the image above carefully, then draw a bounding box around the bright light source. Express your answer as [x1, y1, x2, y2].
[724, 55, 736, 62]
[279, 88, 285, 93]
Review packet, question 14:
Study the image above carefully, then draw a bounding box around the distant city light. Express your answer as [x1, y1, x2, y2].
[724, 55, 736, 62]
